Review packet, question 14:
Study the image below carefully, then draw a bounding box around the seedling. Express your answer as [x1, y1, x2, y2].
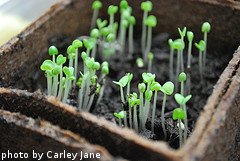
[178, 27, 187, 72]
[90, 28, 100, 58]
[128, 15, 136, 55]
[178, 72, 186, 96]
[173, 39, 185, 90]
[40, 60, 54, 95]
[148, 52, 154, 72]
[144, 15, 157, 63]
[72, 39, 83, 86]
[136, 57, 144, 68]
[128, 92, 140, 131]
[172, 108, 186, 147]
[62, 66, 76, 103]
[195, 40, 206, 83]
[150, 81, 161, 132]
[91, 0, 102, 29]
[114, 111, 125, 127]
[108, 5, 118, 32]
[56, 54, 67, 99]
[119, 12, 130, 54]
[160, 81, 174, 139]
[168, 39, 174, 81]
[141, 1, 153, 55]
[96, 61, 109, 105]
[138, 82, 146, 129]
[186, 31, 194, 94]
[83, 38, 96, 57]
[201, 22, 211, 72]
[174, 93, 192, 143]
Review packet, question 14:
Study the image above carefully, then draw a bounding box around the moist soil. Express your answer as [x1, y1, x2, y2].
[33, 33, 231, 149]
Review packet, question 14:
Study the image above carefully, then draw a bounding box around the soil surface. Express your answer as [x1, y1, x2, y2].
[36, 33, 231, 149]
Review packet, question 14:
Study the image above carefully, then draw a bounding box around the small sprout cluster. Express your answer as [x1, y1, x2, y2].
[41, 39, 109, 112]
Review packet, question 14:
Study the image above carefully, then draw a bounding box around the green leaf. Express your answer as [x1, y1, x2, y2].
[48, 46, 58, 56]
[141, 1, 152, 12]
[195, 40, 206, 52]
[40, 60, 54, 71]
[108, 5, 118, 15]
[100, 27, 111, 36]
[72, 39, 83, 49]
[172, 108, 186, 120]
[183, 95, 192, 104]
[92, 0, 102, 10]
[120, 0, 129, 10]
[173, 39, 185, 51]
[67, 45, 75, 55]
[90, 28, 100, 38]
[101, 65, 109, 75]
[63, 67, 74, 77]
[106, 33, 115, 42]
[145, 90, 153, 101]
[83, 39, 95, 50]
[174, 93, 185, 105]
[201, 22, 211, 33]
[144, 15, 157, 27]
[178, 27, 187, 38]
[160, 81, 174, 95]
[138, 83, 146, 93]
[187, 31, 194, 42]
[96, 19, 108, 29]
[114, 111, 125, 119]
[148, 52, 154, 61]
[136, 58, 144, 68]
[56, 54, 66, 65]
[178, 72, 187, 82]
[52, 65, 61, 75]
[128, 16, 136, 25]
[150, 81, 161, 91]
[81, 52, 87, 61]
[168, 39, 174, 49]
[142, 73, 155, 83]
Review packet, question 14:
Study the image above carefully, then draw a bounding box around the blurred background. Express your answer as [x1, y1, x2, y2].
[0, 0, 61, 46]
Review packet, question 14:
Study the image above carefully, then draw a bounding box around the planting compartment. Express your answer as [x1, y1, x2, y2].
[0, 0, 240, 161]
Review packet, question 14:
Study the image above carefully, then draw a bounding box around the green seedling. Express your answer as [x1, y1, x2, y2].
[174, 93, 192, 143]
[97, 19, 108, 31]
[168, 39, 174, 81]
[144, 15, 157, 63]
[114, 111, 125, 127]
[136, 57, 144, 68]
[195, 40, 206, 83]
[178, 27, 187, 72]
[91, 0, 102, 29]
[72, 39, 83, 86]
[48, 46, 59, 63]
[148, 52, 154, 72]
[128, 92, 140, 131]
[62, 67, 76, 103]
[128, 15, 136, 55]
[173, 39, 185, 91]
[40, 60, 55, 95]
[108, 5, 118, 32]
[150, 81, 161, 132]
[172, 108, 186, 148]
[141, 72, 155, 129]
[96, 62, 109, 105]
[138, 82, 146, 129]
[201, 22, 211, 72]
[141, 1, 153, 55]
[187, 31, 194, 69]
[83, 38, 96, 57]
[56, 54, 67, 99]
[119, 13, 130, 54]
[160, 81, 174, 139]
[178, 72, 187, 96]
[90, 28, 100, 58]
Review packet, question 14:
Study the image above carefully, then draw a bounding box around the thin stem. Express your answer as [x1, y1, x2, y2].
[141, 11, 148, 55]
[52, 75, 58, 97]
[118, 118, 122, 127]
[139, 92, 144, 129]
[143, 99, 150, 129]
[120, 27, 127, 54]
[183, 104, 188, 142]
[151, 91, 157, 132]
[203, 32, 207, 72]
[178, 119, 183, 148]
[78, 80, 86, 110]
[86, 94, 95, 112]
[175, 50, 180, 91]
[133, 105, 138, 132]
[73, 49, 78, 86]
[52, 55, 56, 63]
[91, 44, 97, 58]
[186, 71, 191, 95]
[91, 10, 99, 30]
[147, 57, 152, 73]
[47, 73, 52, 96]
[199, 51, 203, 83]
[169, 48, 174, 81]
[57, 66, 63, 99]
[187, 41, 192, 69]
[124, 111, 128, 127]
[128, 25, 134, 55]
[96, 78, 105, 105]
[161, 94, 167, 140]
[62, 78, 70, 103]
[120, 86, 125, 104]
[144, 27, 152, 63]
[126, 82, 130, 100]
[129, 107, 132, 128]
[180, 50, 184, 72]
[180, 81, 184, 96]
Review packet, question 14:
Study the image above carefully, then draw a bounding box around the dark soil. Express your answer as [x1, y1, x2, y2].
[34, 33, 231, 149]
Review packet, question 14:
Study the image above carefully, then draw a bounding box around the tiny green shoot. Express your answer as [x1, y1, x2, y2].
[114, 111, 125, 127]
[168, 38, 174, 81]
[178, 72, 186, 96]
[201, 22, 211, 72]
[128, 15, 136, 55]
[195, 40, 206, 83]
[136, 57, 144, 68]
[91, 0, 103, 29]
[178, 27, 187, 72]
